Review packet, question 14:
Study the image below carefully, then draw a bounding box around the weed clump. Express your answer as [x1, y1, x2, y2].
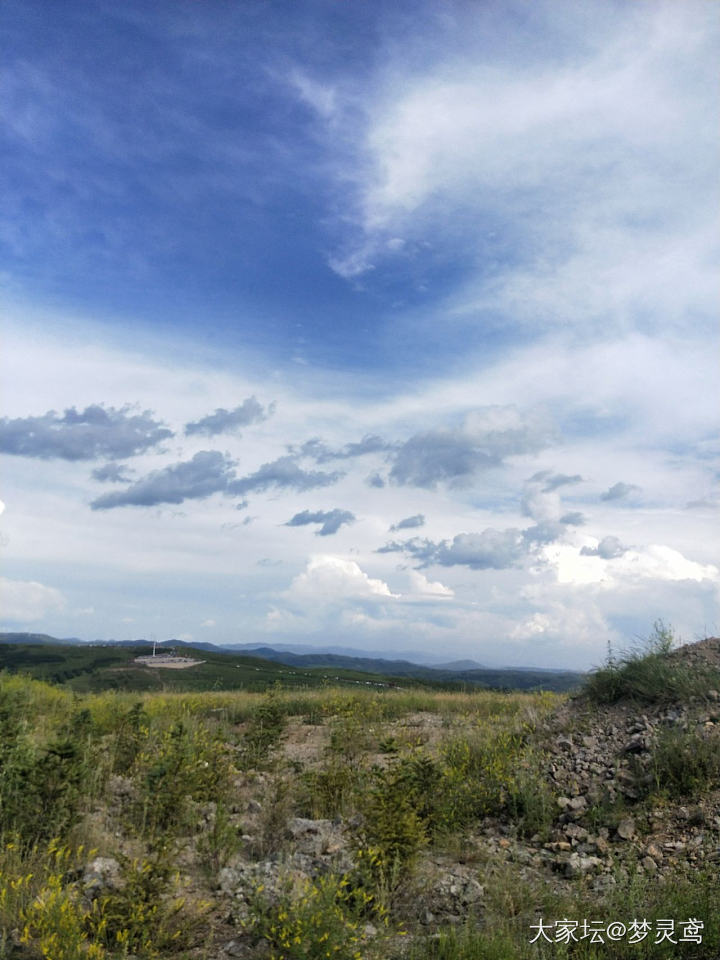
[647, 726, 720, 799]
[242, 873, 366, 960]
[584, 622, 719, 705]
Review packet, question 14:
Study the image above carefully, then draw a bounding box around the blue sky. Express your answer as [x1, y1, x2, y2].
[1, 0, 718, 667]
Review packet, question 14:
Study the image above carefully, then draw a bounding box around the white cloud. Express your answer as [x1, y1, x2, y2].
[407, 570, 454, 597]
[288, 70, 338, 120]
[0, 576, 66, 623]
[201, 618, 216, 627]
[546, 540, 719, 587]
[289, 555, 398, 600]
[325, 3, 717, 341]
[0, 318, 716, 667]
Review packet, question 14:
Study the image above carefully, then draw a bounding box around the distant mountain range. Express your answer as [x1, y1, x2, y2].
[0, 633, 585, 692]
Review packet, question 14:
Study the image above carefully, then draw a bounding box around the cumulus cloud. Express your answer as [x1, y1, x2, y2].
[407, 570, 454, 597]
[560, 511, 586, 526]
[389, 431, 498, 488]
[380, 528, 527, 570]
[523, 522, 566, 545]
[390, 406, 551, 488]
[580, 535, 628, 559]
[0, 576, 66, 622]
[228, 456, 343, 496]
[433, 529, 526, 569]
[91, 462, 134, 483]
[289, 555, 397, 599]
[390, 513, 425, 532]
[615, 545, 719, 583]
[285, 508, 356, 536]
[366, 472, 385, 488]
[185, 396, 273, 436]
[601, 482, 641, 501]
[90, 450, 237, 509]
[0, 404, 172, 461]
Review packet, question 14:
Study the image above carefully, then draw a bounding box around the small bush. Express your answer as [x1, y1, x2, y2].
[20, 872, 106, 960]
[356, 763, 430, 871]
[197, 800, 243, 877]
[130, 718, 233, 837]
[243, 872, 365, 960]
[88, 852, 210, 958]
[239, 690, 287, 768]
[0, 724, 95, 844]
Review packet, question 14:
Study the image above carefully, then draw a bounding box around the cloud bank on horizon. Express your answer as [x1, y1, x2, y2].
[0, 0, 717, 667]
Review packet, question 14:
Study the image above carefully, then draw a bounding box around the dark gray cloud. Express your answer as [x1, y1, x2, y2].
[185, 396, 273, 437]
[601, 482, 641, 501]
[390, 514, 425, 532]
[91, 451, 236, 510]
[294, 434, 392, 463]
[228, 456, 343, 496]
[530, 470, 584, 492]
[0, 405, 172, 461]
[366, 472, 386, 488]
[560, 511, 586, 526]
[285, 509, 356, 536]
[580, 535, 627, 559]
[91, 462, 135, 483]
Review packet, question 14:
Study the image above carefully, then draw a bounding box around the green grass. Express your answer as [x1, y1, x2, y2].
[1, 652, 717, 960]
[583, 622, 720, 705]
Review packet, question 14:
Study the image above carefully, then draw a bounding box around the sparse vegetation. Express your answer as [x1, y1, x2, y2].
[1, 630, 719, 958]
[584, 621, 720, 704]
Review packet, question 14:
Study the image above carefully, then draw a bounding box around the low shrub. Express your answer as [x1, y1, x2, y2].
[242, 872, 365, 960]
[239, 690, 287, 768]
[129, 718, 234, 837]
[88, 852, 211, 958]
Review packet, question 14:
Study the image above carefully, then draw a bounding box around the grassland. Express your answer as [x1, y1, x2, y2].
[1, 635, 719, 959]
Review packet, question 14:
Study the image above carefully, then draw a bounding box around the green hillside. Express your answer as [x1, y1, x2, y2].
[0, 642, 412, 693]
